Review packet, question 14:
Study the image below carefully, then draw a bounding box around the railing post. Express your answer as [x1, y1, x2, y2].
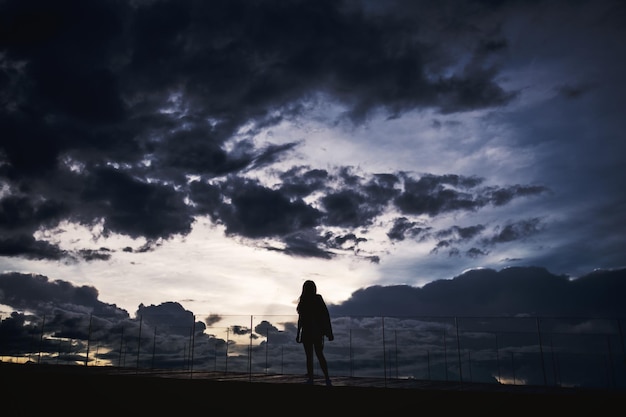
[394, 329, 398, 379]
[536, 317, 547, 386]
[225, 328, 230, 373]
[349, 327, 353, 377]
[443, 328, 448, 381]
[495, 333, 501, 383]
[455, 316, 463, 382]
[511, 351, 516, 385]
[37, 314, 46, 364]
[190, 316, 196, 377]
[136, 315, 143, 371]
[382, 316, 387, 386]
[249, 315, 253, 381]
[85, 313, 92, 366]
[118, 326, 124, 367]
[151, 327, 157, 370]
[607, 334, 615, 388]
[617, 318, 625, 366]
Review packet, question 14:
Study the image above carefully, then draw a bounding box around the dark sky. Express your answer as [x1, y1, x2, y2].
[0, 0, 625, 317]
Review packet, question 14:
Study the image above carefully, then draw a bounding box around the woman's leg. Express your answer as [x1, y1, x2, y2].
[303, 342, 314, 380]
[313, 339, 329, 380]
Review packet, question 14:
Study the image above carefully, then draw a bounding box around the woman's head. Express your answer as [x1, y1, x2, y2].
[302, 280, 317, 297]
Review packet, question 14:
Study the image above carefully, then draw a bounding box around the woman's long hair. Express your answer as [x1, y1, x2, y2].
[300, 280, 316, 297]
[297, 280, 317, 312]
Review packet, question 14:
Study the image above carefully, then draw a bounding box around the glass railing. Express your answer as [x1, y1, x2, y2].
[1, 312, 624, 389]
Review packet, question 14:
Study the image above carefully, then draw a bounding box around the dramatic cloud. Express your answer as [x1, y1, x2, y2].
[329, 267, 626, 318]
[0, 272, 126, 317]
[0, 0, 624, 329]
[0, 0, 544, 263]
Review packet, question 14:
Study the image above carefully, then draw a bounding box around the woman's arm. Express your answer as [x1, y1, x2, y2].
[296, 316, 302, 343]
[319, 296, 334, 341]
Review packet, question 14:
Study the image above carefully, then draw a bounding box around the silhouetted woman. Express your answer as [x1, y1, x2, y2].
[296, 280, 334, 386]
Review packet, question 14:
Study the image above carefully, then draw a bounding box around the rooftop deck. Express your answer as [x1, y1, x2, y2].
[3, 362, 624, 415]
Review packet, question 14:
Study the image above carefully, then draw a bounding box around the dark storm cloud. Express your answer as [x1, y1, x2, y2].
[216, 176, 321, 239]
[0, 195, 67, 232]
[204, 170, 545, 259]
[436, 225, 486, 242]
[279, 166, 330, 198]
[0, 273, 230, 366]
[0, 272, 127, 318]
[321, 189, 380, 228]
[0, 194, 69, 259]
[466, 247, 489, 258]
[324, 232, 367, 251]
[430, 225, 488, 257]
[318, 169, 400, 228]
[77, 248, 112, 262]
[4, 267, 624, 323]
[329, 266, 626, 318]
[278, 232, 333, 259]
[205, 313, 222, 327]
[428, 217, 547, 258]
[393, 174, 548, 216]
[78, 166, 195, 240]
[387, 217, 431, 242]
[0, 0, 545, 262]
[484, 218, 544, 244]
[0, 234, 67, 260]
[388, 175, 548, 256]
[486, 185, 550, 207]
[137, 301, 205, 335]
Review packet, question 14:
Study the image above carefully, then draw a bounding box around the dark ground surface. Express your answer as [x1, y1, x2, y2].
[2, 362, 624, 416]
